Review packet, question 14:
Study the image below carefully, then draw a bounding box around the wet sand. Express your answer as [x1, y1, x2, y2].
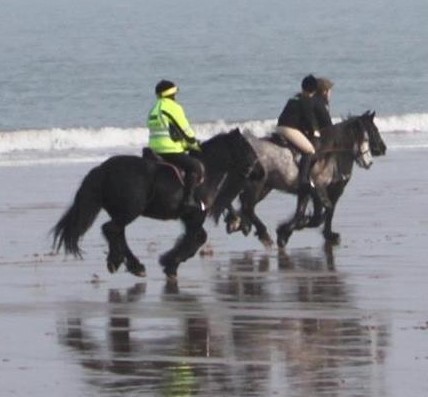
[0, 149, 428, 396]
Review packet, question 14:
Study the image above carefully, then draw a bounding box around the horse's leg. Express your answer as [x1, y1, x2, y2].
[160, 210, 207, 279]
[250, 210, 273, 248]
[323, 203, 338, 244]
[224, 204, 243, 234]
[102, 220, 126, 274]
[307, 193, 325, 228]
[240, 189, 273, 248]
[120, 228, 146, 277]
[102, 219, 146, 277]
[322, 182, 345, 244]
[276, 193, 311, 248]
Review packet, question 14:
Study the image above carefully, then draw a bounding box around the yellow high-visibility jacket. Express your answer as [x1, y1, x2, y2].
[147, 97, 199, 153]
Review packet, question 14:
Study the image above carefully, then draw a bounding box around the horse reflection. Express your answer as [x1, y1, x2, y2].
[212, 246, 389, 397]
[58, 283, 148, 383]
[58, 283, 227, 396]
[57, 249, 389, 396]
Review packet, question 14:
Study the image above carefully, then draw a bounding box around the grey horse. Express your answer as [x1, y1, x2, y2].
[219, 111, 387, 248]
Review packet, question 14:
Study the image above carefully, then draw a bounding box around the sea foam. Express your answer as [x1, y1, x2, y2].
[1, 113, 427, 166]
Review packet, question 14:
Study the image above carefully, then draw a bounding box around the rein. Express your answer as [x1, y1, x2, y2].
[316, 147, 354, 154]
[316, 118, 365, 155]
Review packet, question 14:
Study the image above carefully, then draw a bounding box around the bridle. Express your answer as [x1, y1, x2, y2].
[316, 117, 371, 158]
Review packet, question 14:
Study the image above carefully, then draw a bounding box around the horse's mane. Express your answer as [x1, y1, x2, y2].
[318, 115, 361, 150]
[200, 131, 229, 148]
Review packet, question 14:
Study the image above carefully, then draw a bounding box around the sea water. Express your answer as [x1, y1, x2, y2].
[1, 0, 427, 165]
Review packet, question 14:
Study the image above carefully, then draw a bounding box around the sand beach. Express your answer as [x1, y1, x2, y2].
[0, 148, 427, 396]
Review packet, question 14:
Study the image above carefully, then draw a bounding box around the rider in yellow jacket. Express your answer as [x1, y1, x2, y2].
[147, 80, 204, 211]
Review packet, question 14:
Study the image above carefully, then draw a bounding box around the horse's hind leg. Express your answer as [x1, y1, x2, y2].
[102, 220, 146, 276]
[102, 221, 125, 273]
[243, 204, 273, 248]
[160, 210, 207, 279]
[240, 187, 273, 247]
[276, 194, 311, 248]
[120, 229, 146, 277]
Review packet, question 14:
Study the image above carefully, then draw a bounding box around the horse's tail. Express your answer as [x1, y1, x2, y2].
[51, 166, 103, 257]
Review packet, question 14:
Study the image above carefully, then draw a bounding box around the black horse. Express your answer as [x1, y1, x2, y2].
[222, 111, 387, 247]
[52, 128, 258, 279]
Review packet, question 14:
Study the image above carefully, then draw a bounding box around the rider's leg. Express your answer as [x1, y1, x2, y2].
[298, 153, 315, 193]
[160, 153, 204, 211]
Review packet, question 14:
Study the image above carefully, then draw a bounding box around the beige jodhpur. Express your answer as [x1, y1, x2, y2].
[276, 126, 315, 154]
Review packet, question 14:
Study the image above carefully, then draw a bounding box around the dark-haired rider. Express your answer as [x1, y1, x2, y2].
[276, 74, 320, 195]
[147, 80, 205, 212]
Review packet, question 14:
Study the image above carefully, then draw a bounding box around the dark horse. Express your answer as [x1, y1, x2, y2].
[52, 128, 258, 279]
[221, 111, 387, 247]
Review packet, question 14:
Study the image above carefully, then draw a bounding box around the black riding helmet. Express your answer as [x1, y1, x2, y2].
[301, 74, 318, 93]
[155, 80, 178, 97]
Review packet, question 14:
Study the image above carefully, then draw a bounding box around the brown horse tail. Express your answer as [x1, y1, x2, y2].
[51, 166, 103, 257]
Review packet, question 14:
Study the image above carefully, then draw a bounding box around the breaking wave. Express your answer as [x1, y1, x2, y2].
[1, 113, 427, 166]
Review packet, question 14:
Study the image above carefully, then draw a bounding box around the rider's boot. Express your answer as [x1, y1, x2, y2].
[181, 178, 205, 212]
[298, 153, 315, 194]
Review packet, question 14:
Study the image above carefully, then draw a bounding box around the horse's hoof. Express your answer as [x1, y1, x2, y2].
[242, 223, 252, 236]
[324, 231, 341, 245]
[295, 216, 311, 230]
[276, 232, 291, 248]
[163, 267, 178, 281]
[125, 259, 146, 277]
[226, 216, 241, 234]
[165, 274, 178, 283]
[256, 232, 273, 249]
[261, 237, 274, 249]
[107, 261, 120, 274]
[130, 270, 146, 278]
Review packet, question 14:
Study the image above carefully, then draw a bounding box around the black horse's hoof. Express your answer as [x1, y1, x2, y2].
[125, 257, 146, 277]
[225, 213, 241, 234]
[241, 222, 252, 236]
[261, 237, 274, 249]
[276, 230, 291, 248]
[107, 259, 122, 274]
[323, 231, 341, 245]
[256, 231, 274, 249]
[163, 266, 178, 282]
[165, 272, 178, 283]
[295, 215, 311, 230]
[160, 253, 178, 280]
[128, 266, 146, 278]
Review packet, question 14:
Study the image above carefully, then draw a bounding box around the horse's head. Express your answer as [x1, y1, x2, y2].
[348, 115, 373, 170]
[200, 128, 260, 222]
[360, 111, 387, 156]
[201, 128, 259, 178]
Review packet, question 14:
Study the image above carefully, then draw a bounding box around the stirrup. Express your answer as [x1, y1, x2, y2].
[182, 198, 206, 212]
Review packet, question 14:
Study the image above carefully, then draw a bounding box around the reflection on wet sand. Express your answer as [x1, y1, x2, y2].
[57, 246, 389, 396]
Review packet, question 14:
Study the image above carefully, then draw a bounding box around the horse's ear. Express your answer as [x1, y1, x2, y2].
[370, 111, 376, 119]
[230, 127, 241, 136]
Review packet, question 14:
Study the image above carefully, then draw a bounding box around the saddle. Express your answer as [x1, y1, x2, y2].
[266, 133, 302, 163]
[142, 148, 185, 185]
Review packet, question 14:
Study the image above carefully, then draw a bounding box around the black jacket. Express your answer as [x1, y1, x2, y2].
[277, 93, 319, 139]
